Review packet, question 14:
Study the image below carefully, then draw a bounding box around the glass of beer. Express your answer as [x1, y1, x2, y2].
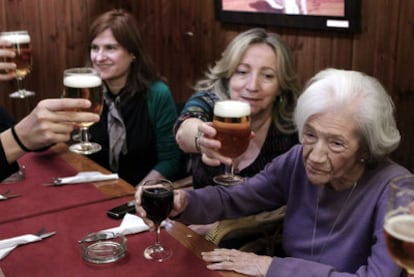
[212, 100, 251, 185]
[62, 67, 103, 155]
[0, 30, 34, 98]
[384, 174, 414, 276]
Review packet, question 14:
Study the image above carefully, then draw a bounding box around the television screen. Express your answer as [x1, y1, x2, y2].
[215, 0, 360, 32]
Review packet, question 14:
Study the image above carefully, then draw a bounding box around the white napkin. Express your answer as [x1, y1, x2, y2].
[55, 171, 119, 185]
[0, 234, 42, 260]
[101, 213, 150, 236]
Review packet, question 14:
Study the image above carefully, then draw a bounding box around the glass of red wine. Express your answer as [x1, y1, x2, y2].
[384, 174, 414, 276]
[141, 179, 174, 262]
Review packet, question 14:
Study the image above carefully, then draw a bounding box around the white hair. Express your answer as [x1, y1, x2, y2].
[294, 68, 401, 163]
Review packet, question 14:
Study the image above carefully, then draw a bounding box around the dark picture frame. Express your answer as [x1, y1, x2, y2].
[214, 0, 361, 33]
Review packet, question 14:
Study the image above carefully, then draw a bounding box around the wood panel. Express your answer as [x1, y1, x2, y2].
[0, 0, 413, 171]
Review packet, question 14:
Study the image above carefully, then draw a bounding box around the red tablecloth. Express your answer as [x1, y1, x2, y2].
[0, 198, 221, 277]
[0, 151, 118, 224]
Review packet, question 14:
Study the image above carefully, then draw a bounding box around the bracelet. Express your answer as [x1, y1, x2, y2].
[11, 126, 52, 152]
[11, 126, 31, 152]
[194, 130, 202, 153]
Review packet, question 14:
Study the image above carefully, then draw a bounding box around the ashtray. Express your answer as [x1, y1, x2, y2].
[79, 231, 127, 264]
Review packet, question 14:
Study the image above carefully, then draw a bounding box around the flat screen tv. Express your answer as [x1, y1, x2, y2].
[215, 0, 360, 33]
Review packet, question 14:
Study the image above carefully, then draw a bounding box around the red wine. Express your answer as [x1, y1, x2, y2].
[142, 187, 173, 225]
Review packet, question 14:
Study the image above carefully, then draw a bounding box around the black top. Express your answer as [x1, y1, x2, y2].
[89, 81, 181, 186]
[0, 106, 18, 181]
[0, 107, 15, 132]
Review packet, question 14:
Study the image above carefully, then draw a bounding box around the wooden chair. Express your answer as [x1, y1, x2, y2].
[205, 206, 286, 255]
[172, 173, 286, 255]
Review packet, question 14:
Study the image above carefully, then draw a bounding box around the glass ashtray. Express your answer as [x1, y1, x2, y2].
[79, 231, 127, 264]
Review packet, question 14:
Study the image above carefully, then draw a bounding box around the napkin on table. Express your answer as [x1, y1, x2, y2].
[55, 171, 118, 185]
[0, 234, 44, 260]
[101, 213, 150, 236]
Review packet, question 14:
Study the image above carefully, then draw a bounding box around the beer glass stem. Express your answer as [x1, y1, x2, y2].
[16, 77, 24, 96]
[10, 76, 34, 98]
[80, 127, 90, 144]
[224, 164, 235, 177]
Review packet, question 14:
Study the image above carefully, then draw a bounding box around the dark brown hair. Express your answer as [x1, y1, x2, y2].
[88, 9, 158, 97]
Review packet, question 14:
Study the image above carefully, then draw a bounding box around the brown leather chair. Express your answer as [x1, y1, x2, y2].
[205, 206, 286, 255]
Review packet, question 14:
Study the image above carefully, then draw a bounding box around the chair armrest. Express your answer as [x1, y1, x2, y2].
[173, 175, 193, 189]
[205, 206, 286, 245]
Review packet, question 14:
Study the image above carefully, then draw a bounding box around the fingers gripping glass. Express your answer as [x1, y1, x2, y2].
[212, 100, 251, 186]
[0, 30, 35, 98]
[384, 174, 414, 276]
[141, 179, 174, 262]
[62, 67, 103, 155]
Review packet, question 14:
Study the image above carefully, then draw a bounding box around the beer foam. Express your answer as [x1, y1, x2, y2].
[214, 100, 250, 117]
[384, 214, 414, 242]
[1, 33, 30, 44]
[64, 74, 102, 88]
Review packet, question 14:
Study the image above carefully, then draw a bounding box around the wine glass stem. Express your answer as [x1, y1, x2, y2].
[79, 127, 90, 144]
[155, 223, 161, 245]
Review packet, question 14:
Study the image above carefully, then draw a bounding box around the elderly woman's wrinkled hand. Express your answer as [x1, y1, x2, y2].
[135, 187, 188, 231]
[197, 122, 232, 167]
[201, 248, 272, 277]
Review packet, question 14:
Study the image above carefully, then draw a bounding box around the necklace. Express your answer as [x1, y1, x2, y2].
[310, 182, 358, 261]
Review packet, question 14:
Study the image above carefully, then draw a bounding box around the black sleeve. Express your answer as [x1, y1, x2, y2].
[0, 107, 15, 132]
[0, 135, 19, 182]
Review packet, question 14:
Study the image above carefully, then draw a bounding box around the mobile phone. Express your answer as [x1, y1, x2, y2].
[107, 201, 136, 219]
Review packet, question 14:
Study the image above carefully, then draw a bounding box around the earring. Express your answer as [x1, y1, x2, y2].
[360, 158, 365, 163]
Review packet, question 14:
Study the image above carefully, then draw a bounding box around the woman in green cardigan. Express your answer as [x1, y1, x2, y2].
[87, 9, 181, 186]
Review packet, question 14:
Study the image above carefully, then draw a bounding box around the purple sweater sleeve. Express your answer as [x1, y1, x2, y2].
[177, 145, 408, 276]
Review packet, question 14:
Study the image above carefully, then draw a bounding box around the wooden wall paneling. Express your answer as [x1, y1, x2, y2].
[37, 0, 68, 100]
[176, 0, 229, 103]
[351, 0, 378, 74]
[370, 0, 399, 90]
[390, 0, 414, 171]
[280, 31, 307, 84]
[0, 0, 5, 29]
[292, 33, 320, 84]
[63, 0, 83, 69]
[132, 0, 227, 104]
[0, 0, 38, 120]
[329, 35, 353, 70]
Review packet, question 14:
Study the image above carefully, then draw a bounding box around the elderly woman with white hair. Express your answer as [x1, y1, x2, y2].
[136, 68, 410, 276]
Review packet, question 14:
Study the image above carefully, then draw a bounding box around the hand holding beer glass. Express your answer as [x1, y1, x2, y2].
[0, 30, 34, 98]
[384, 174, 414, 276]
[212, 100, 251, 185]
[63, 67, 103, 155]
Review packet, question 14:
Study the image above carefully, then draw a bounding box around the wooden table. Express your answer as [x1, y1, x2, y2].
[52, 143, 136, 198]
[0, 143, 245, 277]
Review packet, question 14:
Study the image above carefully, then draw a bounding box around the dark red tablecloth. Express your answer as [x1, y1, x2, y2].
[0, 198, 221, 277]
[0, 151, 116, 224]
